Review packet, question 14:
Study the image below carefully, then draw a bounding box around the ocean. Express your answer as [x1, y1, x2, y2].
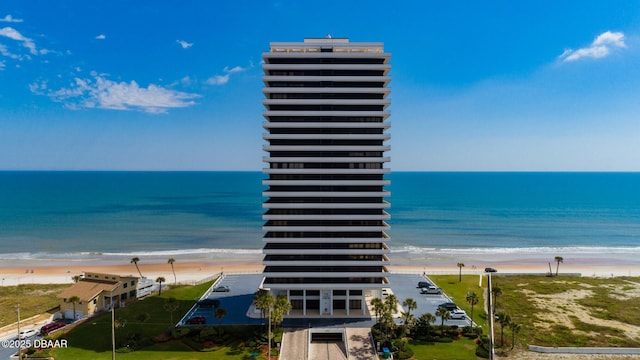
[1, 171, 639, 267]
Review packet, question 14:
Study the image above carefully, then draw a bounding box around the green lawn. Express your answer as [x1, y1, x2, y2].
[410, 337, 479, 360]
[430, 274, 488, 331]
[42, 280, 271, 360]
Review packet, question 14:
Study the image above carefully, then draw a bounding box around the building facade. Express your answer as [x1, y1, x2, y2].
[58, 272, 138, 319]
[261, 37, 391, 316]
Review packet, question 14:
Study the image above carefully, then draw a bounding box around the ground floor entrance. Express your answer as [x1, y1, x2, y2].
[277, 288, 373, 316]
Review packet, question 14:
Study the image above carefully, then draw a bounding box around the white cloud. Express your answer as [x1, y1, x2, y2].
[177, 40, 193, 49]
[95, 34, 106, 40]
[0, 43, 18, 59]
[205, 64, 251, 86]
[224, 65, 247, 74]
[0, 15, 23, 23]
[560, 31, 626, 62]
[0, 60, 5, 70]
[205, 74, 229, 85]
[34, 73, 201, 114]
[0, 26, 37, 55]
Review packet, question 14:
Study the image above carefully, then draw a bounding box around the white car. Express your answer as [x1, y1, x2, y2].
[450, 309, 467, 320]
[18, 329, 38, 339]
[420, 286, 442, 295]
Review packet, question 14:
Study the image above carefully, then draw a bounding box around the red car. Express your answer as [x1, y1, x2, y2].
[185, 316, 206, 325]
[40, 321, 66, 335]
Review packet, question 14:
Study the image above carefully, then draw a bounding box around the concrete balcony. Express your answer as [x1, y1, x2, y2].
[263, 201, 391, 209]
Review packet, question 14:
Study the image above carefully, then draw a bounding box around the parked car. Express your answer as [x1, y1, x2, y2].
[485, 267, 498, 273]
[420, 286, 442, 295]
[185, 316, 206, 325]
[417, 281, 432, 288]
[438, 302, 458, 311]
[18, 329, 38, 339]
[450, 309, 467, 319]
[40, 321, 66, 335]
[212, 285, 230, 292]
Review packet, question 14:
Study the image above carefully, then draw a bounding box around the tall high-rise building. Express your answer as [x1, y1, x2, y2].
[261, 37, 391, 316]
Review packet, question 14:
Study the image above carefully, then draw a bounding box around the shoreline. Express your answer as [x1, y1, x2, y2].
[2, 254, 639, 286]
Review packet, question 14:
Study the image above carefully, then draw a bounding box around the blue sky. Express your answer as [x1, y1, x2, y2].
[1, 1, 639, 171]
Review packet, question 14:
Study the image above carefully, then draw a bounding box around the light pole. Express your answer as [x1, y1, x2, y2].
[16, 304, 22, 360]
[485, 270, 495, 360]
[110, 285, 119, 360]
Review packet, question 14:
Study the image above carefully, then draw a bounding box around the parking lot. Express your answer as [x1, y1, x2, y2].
[180, 273, 264, 326]
[180, 273, 473, 328]
[387, 273, 473, 327]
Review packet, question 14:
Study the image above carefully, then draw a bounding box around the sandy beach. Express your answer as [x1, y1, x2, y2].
[2, 253, 639, 286]
[0, 258, 264, 286]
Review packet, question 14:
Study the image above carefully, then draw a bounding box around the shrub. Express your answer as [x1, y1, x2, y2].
[171, 326, 191, 338]
[475, 345, 490, 358]
[397, 345, 414, 359]
[197, 327, 217, 340]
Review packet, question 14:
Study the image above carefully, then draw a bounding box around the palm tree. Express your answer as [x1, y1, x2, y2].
[370, 297, 384, 324]
[71, 275, 81, 283]
[402, 298, 417, 320]
[402, 298, 418, 333]
[385, 294, 398, 317]
[271, 295, 292, 333]
[68, 295, 80, 320]
[164, 297, 179, 326]
[465, 291, 479, 324]
[254, 290, 274, 331]
[214, 307, 228, 336]
[114, 319, 127, 346]
[555, 256, 564, 276]
[156, 276, 166, 296]
[168, 258, 177, 284]
[496, 312, 511, 346]
[417, 312, 436, 338]
[136, 312, 150, 335]
[491, 286, 502, 314]
[457, 262, 465, 282]
[435, 306, 451, 335]
[130, 257, 143, 278]
[509, 322, 521, 350]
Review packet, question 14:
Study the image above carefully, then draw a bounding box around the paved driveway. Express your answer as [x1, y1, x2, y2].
[388, 273, 472, 327]
[181, 274, 264, 326]
[180, 273, 471, 327]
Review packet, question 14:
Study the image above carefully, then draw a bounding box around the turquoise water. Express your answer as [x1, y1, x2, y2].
[1, 171, 639, 263]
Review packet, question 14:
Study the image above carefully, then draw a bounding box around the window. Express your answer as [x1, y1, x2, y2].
[129, 290, 136, 298]
[120, 293, 127, 300]
[123, 282, 128, 288]
[131, 281, 135, 286]
[93, 299, 97, 304]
